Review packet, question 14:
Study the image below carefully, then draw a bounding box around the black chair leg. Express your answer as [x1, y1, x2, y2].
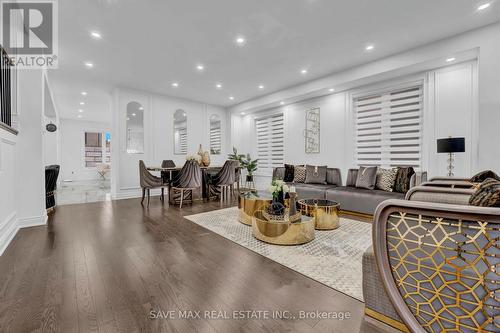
[161, 188, 164, 202]
[141, 188, 146, 205]
[147, 189, 150, 207]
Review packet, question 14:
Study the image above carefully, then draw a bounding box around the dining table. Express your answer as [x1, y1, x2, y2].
[147, 165, 241, 200]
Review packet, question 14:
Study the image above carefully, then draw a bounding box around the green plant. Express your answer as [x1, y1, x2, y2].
[242, 154, 258, 176]
[228, 147, 245, 164]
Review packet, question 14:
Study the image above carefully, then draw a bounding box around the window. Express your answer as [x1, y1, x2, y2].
[209, 114, 221, 154]
[255, 113, 284, 173]
[354, 84, 423, 169]
[84, 132, 103, 167]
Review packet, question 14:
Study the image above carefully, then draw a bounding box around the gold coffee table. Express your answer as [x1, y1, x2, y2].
[298, 199, 340, 230]
[252, 210, 315, 245]
[239, 191, 288, 226]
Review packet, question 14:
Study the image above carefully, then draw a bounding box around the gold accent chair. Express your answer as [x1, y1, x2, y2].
[371, 187, 499, 333]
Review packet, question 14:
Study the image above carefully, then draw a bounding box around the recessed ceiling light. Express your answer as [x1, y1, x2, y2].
[90, 31, 102, 39]
[365, 44, 375, 51]
[126, 117, 130, 121]
[229, 96, 234, 100]
[77, 115, 83, 118]
[78, 109, 83, 113]
[196, 64, 204, 71]
[79, 102, 85, 105]
[235, 36, 246, 45]
[84, 62, 94, 68]
[258, 85, 264, 89]
[300, 69, 308, 75]
[280, 101, 285, 105]
[329, 88, 335, 92]
[446, 57, 456, 62]
[172, 82, 179, 87]
[138, 106, 144, 110]
[81, 91, 87, 96]
[132, 113, 136, 117]
[216, 83, 222, 89]
[240, 112, 246, 115]
[477, 3, 491, 11]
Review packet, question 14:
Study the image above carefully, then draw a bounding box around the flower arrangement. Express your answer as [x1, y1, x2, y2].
[268, 179, 290, 200]
[186, 154, 201, 164]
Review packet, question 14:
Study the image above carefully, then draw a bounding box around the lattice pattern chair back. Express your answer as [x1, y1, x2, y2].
[373, 199, 499, 333]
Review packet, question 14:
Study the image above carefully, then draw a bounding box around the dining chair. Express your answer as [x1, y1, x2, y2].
[169, 160, 202, 208]
[139, 160, 169, 207]
[208, 160, 238, 202]
[161, 159, 176, 183]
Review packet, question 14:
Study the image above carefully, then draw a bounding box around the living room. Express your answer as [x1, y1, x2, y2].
[0, 1, 498, 332]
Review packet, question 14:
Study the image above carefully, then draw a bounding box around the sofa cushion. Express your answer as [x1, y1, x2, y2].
[283, 164, 295, 182]
[469, 178, 500, 207]
[355, 166, 378, 190]
[326, 186, 404, 215]
[293, 166, 307, 183]
[346, 169, 358, 187]
[470, 170, 500, 182]
[376, 168, 397, 192]
[305, 165, 327, 184]
[326, 168, 342, 186]
[291, 183, 337, 200]
[394, 167, 415, 193]
[273, 167, 285, 180]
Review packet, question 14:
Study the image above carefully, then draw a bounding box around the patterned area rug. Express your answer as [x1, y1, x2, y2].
[185, 207, 372, 302]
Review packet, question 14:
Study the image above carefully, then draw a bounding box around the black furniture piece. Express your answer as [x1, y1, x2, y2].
[161, 160, 176, 183]
[437, 137, 465, 176]
[45, 165, 60, 212]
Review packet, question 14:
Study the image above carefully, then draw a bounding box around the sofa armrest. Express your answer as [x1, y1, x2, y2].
[429, 176, 471, 182]
[373, 199, 500, 333]
[409, 171, 427, 189]
[420, 179, 474, 189]
[405, 186, 474, 205]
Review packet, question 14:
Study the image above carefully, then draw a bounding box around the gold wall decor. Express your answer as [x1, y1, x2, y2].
[304, 107, 320, 154]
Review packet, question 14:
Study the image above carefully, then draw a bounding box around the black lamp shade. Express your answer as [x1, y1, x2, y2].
[437, 137, 465, 153]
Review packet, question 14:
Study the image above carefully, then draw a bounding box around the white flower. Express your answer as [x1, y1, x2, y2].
[275, 179, 284, 187]
[268, 185, 277, 193]
[282, 185, 290, 193]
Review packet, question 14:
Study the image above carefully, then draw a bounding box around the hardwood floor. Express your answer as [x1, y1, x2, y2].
[0, 197, 389, 333]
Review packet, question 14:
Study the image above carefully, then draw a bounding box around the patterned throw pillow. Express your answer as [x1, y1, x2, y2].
[304, 165, 327, 184]
[293, 166, 306, 183]
[393, 167, 415, 194]
[355, 166, 378, 190]
[470, 170, 500, 183]
[376, 168, 398, 192]
[469, 178, 500, 207]
[283, 164, 295, 182]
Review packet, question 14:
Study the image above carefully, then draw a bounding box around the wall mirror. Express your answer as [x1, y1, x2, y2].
[126, 101, 144, 154]
[209, 114, 221, 154]
[174, 109, 188, 155]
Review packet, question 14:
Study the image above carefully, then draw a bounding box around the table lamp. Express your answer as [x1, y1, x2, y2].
[437, 137, 465, 177]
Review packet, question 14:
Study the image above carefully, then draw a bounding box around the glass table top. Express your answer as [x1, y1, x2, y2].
[240, 190, 274, 200]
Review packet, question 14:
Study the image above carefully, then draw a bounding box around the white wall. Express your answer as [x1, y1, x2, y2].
[111, 88, 229, 199]
[59, 118, 111, 181]
[232, 60, 478, 188]
[231, 22, 500, 185]
[0, 128, 18, 255]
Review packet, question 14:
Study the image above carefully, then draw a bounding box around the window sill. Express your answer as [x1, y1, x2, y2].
[0, 122, 18, 135]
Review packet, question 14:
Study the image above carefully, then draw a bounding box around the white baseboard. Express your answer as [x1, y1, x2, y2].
[113, 187, 162, 200]
[0, 212, 47, 256]
[0, 213, 18, 256]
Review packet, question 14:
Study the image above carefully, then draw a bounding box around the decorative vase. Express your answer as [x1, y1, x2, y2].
[288, 192, 297, 216]
[202, 151, 210, 167]
[267, 190, 285, 216]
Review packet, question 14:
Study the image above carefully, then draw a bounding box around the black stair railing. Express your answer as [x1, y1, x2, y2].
[0, 45, 13, 128]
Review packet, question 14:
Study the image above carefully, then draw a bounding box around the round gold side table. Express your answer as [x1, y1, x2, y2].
[238, 191, 288, 226]
[252, 210, 315, 245]
[298, 199, 340, 230]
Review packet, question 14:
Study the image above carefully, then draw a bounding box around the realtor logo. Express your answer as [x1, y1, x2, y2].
[0, 0, 58, 68]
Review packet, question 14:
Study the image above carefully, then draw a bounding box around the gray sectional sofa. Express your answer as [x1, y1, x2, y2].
[273, 167, 427, 216]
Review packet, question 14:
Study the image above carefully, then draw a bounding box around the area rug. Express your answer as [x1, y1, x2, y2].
[185, 207, 372, 302]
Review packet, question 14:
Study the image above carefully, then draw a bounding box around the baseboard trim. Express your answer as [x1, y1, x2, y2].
[0, 213, 47, 256]
[0, 213, 18, 256]
[113, 188, 162, 200]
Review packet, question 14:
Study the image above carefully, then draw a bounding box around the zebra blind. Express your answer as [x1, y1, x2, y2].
[209, 121, 221, 154]
[256, 113, 284, 172]
[354, 84, 423, 169]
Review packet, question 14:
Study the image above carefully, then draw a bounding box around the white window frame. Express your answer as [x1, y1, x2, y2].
[348, 76, 425, 170]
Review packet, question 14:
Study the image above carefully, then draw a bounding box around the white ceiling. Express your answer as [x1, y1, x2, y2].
[49, 0, 500, 121]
